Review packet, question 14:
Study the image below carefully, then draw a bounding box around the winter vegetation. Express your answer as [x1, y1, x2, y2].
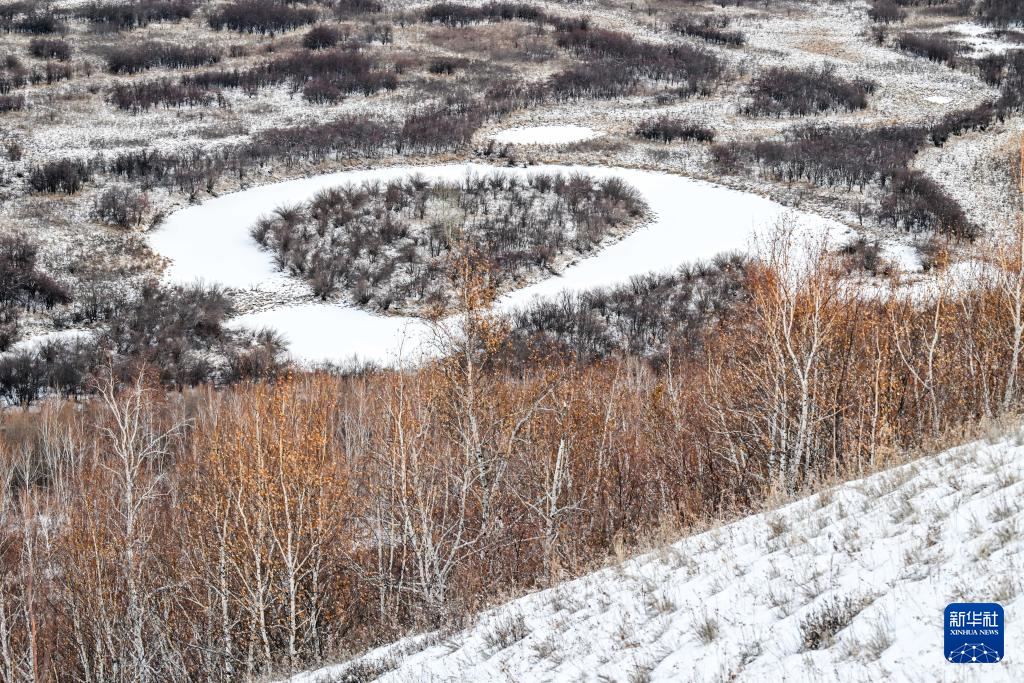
[251, 171, 647, 311]
[0, 0, 1023, 680]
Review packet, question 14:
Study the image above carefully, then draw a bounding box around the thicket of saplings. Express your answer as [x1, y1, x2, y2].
[5, 229, 1024, 681]
[743, 65, 875, 117]
[0, 233, 285, 402]
[712, 122, 981, 240]
[671, 13, 746, 46]
[252, 172, 647, 311]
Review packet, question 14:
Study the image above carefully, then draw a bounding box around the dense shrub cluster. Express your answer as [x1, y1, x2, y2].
[0, 55, 27, 93]
[868, 0, 907, 23]
[398, 99, 485, 154]
[105, 41, 221, 74]
[75, 0, 195, 30]
[635, 115, 715, 143]
[878, 170, 978, 240]
[109, 77, 215, 111]
[28, 37, 71, 60]
[975, 0, 1024, 27]
[0, 282, 288, 401]
[420, 1, 550, 27]
[29, 61, 72, 85]
[334, 0, 383, 17]
[671, 14, 746, 46]
[552, 26, 723, 98]
[208, 0, 319, 35]
[0, 234, 71, 313]
[928, 101, 995, 145]
[91, 185, 148, 227]
[302, 24, 342, 49]
[252, 171, 647, 309]
[181, 48, 395, 103]
[503, 254, 749, 364]
[712, 124, 925, 190]
[744, 65, 875, 116]
[28, 158, 93, 194]
[0, 93, 24, 112]
[263, 48, 396, 100]
[896, 32, 963, 65]
[13, 11, 65, 34]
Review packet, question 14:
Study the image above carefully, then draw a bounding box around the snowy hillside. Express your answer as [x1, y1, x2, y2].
[291, 433, 1024, 682]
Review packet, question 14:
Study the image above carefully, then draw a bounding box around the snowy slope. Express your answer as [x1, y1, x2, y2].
[290, 432, 1024, 682]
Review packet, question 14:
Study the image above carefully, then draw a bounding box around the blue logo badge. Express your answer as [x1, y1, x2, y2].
[945, 603, 1004, 663]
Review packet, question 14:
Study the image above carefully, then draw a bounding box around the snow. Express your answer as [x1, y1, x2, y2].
[289, 430, 1024, 682]
[9, 328, 94, 352]
[925, 96, 952, 105]
[490, 125, 603, 145]
[950, 22, 1023, 57]
[151, 163, 852, 365]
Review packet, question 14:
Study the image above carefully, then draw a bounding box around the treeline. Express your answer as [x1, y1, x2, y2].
[251, 171, 647, 310]
[5, 227, 1024, 680]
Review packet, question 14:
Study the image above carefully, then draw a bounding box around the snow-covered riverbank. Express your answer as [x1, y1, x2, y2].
[149, 163, 853, 365]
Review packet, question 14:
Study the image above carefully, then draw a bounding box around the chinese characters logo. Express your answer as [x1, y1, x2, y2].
[945, 603, 1004, 664]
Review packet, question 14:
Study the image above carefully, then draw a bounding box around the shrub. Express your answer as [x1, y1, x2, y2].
[92, 186, 148, 227]
[552, 26, 723, 99]
[75, 0, 195, 30]
[503, 254, 748, 364]
[896, 32, 963, 65]
[744, 65, 875, 116]
[635, 116, 715, 142]
[109, 78, 214, 111]
[0, 94, 24, 112]
[868, 0, 907, 23]
[28, 38, 71, 61]
[105, 41, 221, 74]
[712, 124, 926, 190]
[14, 12, 65, 34]
[303, 24, 342, 49]
[801, 596, 869, 651]
[0, 234, 72, 312]
[671, 15, 745, 46]
[0, 55, 28, 93]
[208, 0, 318, 35]
[30, 62, 72, 85]
[334, 0, 383, 18]
[975, 0, 1024, 27]
[428, 57, 468, 74]
[28, 158, 92, 194]
[253, 171, 647, 311]
[421, 2, 547, 27]
[928, 102, 995, 145]
[878, 170, 978, 240]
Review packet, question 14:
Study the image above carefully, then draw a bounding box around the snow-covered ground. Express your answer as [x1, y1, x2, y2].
[490, 126, 604, 145]
[149, 163, 853, 365]
[290, 430, 1024, 682]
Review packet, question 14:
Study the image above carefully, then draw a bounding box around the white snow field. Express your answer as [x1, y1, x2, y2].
[490, 125, 603, 145]
[150, 164, 852, 365]
[289, 432, 1024, 683]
